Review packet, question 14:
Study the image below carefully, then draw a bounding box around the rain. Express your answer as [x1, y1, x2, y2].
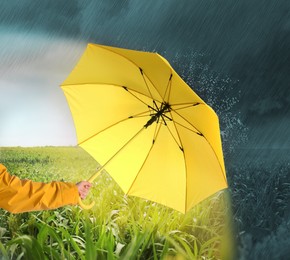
[1, 0, 290, 259]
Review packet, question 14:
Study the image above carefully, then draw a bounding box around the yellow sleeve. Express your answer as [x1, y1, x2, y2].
[0, 164, 79, 214]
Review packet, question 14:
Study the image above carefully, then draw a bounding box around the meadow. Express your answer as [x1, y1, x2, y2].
[0, 147, 233, 260]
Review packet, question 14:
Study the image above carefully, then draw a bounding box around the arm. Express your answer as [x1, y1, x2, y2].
[0, 164, 80, 214]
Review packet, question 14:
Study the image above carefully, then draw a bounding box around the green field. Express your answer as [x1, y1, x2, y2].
[0, 147, 234, 259]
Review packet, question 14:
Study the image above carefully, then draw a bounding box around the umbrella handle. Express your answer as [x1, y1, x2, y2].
[77, 171, 102, 210]
[78, 197, 95, 209]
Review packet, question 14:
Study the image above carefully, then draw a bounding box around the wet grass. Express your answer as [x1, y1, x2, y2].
[0, 147, 232, 259]
[227, 154, 290, 260]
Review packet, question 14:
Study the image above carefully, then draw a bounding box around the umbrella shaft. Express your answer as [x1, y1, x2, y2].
[144, 102, 171, 128]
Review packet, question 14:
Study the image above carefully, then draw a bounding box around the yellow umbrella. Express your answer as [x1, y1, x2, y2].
[61, 43, 227, 213]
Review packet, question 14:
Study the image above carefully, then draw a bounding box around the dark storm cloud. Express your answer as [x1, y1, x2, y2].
[152, 0, 290, 120]
[81, 0, 129, 24]
[79, 0, 130, 44]
[0, 0, 81, 36]
[1, 0, 290, 120]
[0, 0, 131, 38]
[231, 26, 290, 119]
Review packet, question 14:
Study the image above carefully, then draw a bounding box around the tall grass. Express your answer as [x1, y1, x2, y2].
[227, 158, 290, 260]
[0, 147, 233, 259]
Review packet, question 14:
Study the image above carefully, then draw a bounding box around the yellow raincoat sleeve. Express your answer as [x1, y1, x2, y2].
[0, 164, 79, 214]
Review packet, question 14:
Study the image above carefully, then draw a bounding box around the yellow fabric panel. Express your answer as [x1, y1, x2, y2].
[156, 54, 205, 105]
[80, 118, 155, 193]
[165, 116, 183, 148]
[173, 125, 227, 211]
[171, 104, 226, 178]
[87, 44, 172, 100]
[127, 122, 186, 213]
[62, 44, 163, 101]
[0, 164, 78, 213]
[169, 70, 205, 105]
[62, 84, 153, 144]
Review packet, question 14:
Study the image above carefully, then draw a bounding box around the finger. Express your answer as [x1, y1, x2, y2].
[81, 190, 88, 197]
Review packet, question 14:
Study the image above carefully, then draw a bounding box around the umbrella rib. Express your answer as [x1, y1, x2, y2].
[169, 116, 210, 196]
[139, 69, 154, 100]
[171, 103, 203, 111]
[165, 109, 189, 152]
[162, 73, 173, 102]
[153, 121, 162, 144]
[167, 107, 218, 212]
[126, 141, 155, 195]
[171, 109, 227, 184]
[170, 120, 201, 136]
[170, 102, 204, 106]
[165, 123, 184, 151]
[163, 110, 188, 212]
[92, 44, 164, 101]
[171, 108, 206, 136]
[129, 110, 152, 118]
[61, 82, 155, 101]
[123, 86, 161, 108]
[127, 124, 163, 195]
[88, 127, 146, 181]
[78, 110, 151, 145]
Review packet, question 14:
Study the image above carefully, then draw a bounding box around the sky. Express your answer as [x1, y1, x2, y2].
[0, 32, 85, 146]
[0, 0, 289, 149]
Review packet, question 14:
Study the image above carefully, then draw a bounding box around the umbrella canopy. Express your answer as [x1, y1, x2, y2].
[61, 43, 227, 213]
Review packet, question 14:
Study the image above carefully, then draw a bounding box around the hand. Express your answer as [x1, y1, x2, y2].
[76, 181, 92, 200]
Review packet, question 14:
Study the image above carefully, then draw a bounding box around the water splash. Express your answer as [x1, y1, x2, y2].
[170, 51, 248, 157]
